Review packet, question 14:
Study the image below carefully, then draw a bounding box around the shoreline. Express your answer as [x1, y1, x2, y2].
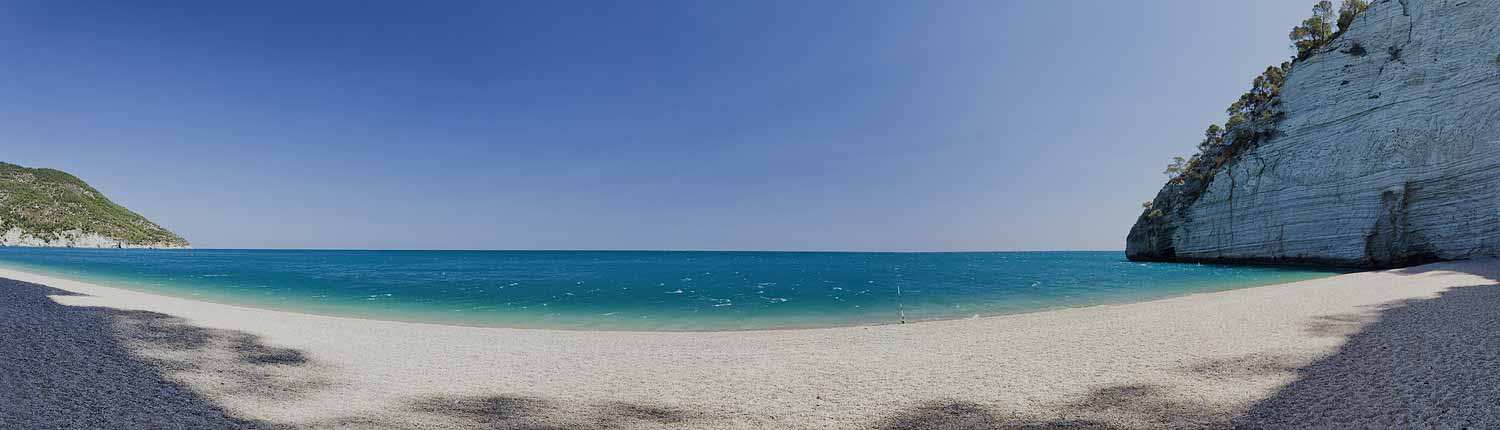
[0, 260, 1342, 334]
[0, 265, 1327, 335]
[6, 260, 1500, 428]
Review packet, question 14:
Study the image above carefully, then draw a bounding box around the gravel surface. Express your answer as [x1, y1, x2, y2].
[2, 260, 1498, 429]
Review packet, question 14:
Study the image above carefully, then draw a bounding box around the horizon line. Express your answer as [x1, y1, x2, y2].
[27, 247, 1129, 254]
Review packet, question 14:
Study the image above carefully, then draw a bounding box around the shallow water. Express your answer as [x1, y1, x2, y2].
[0, 248, 1345, 331]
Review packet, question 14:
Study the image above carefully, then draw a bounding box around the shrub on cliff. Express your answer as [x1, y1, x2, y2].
[1337, 0, 1371, 36]
[1161, 0, 1370, 187]
[1226, 63, 1291, 129]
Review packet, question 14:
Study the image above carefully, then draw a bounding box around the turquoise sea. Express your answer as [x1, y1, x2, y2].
[0, 248, 1345, 331]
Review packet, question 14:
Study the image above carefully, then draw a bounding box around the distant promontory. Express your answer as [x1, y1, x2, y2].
[0, 162, 189, 249]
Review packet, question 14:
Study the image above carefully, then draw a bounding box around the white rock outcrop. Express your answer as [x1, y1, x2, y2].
[1128, 0, 1500, 267]
[0, 226, 190, 250]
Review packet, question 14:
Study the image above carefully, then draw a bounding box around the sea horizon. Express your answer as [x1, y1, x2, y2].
[144, 247, 1133, 254]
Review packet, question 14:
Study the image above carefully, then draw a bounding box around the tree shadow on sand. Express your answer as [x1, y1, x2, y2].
[290, 394, 711, 430]
[878, 263, 1500, 429]
[408, 394, 708, 429]
[872, 383, 1228, 430]
[0, 278, 716, 430]
[0, 278, 327, 429]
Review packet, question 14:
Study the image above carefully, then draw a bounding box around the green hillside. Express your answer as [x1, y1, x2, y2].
[0, 162, 188, 248]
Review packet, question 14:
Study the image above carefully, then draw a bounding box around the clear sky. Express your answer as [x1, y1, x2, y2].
[2, 1, 1318, 251]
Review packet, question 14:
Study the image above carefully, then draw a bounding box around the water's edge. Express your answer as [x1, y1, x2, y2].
[0, 263, 1363, 334]
[0, 251, 1352, 332]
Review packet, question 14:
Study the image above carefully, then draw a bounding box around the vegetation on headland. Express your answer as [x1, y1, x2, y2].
[1154, 0, 1370, 203]
[0, 162, 188, 247]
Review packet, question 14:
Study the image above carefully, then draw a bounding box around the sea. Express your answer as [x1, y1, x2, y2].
[0, 248, 1346, 331]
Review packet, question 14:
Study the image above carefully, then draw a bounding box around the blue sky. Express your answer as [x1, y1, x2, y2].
[2, 1, 1317, 250]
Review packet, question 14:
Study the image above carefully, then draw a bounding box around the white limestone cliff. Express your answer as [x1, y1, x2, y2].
[1127, 0, 1500, 268]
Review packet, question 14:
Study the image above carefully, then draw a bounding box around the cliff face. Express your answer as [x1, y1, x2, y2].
[0, 162, 189, 249]
[1128, 0, 1500, 268]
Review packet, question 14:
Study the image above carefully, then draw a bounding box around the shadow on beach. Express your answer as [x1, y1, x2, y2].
[1232, 263, 1500, 428]
[871, 384, 1226, 430]
[7, 260, 1500, 429]
[0, 277, 711, 430]
[285, 393, 714, 429]
[877, 261, 1500, 429]
[0, 278, 305, 429]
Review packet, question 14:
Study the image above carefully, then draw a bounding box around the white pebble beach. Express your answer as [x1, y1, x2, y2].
[4, 260, 1499, 429]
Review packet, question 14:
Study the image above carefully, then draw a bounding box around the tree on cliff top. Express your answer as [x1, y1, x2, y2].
[1337, 0, 1371, 34]
[1289, 1, 1336, 59]
[1290, 0, 1369, 59]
